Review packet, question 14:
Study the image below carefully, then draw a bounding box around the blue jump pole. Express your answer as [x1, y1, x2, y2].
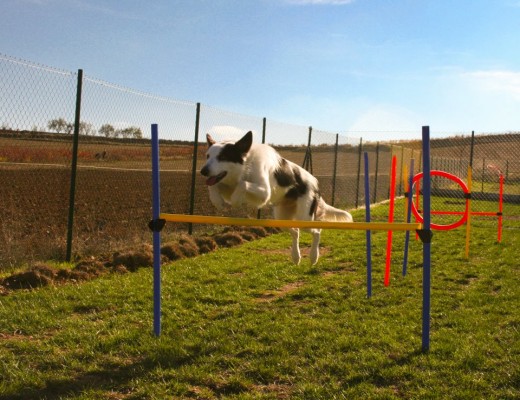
[402, 158, 415, 277]
[421, 126, 432, 352]
[151, 124, 162, 336]
[364, 152, 372, 298]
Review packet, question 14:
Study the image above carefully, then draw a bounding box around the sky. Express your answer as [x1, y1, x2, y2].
[2, 0, 520, 141]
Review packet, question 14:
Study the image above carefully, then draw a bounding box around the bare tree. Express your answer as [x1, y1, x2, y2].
[79, 121, 95, 136]
[99, 124, 115, 138]
[47, 118, 69, 133]
[119, 126, 142, 139]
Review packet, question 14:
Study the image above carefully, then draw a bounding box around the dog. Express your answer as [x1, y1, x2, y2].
[200, 131, 353, 265]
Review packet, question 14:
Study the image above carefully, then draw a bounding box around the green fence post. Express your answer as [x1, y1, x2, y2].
[331, 133, 339, 206]
[188, 102, 201, 235]
[355, 137, 363, 208]
[373, 142, 380, 203]
[257, 117, 267, 220]
[302, 126, 313, 173]
[66, 69, 83, 262]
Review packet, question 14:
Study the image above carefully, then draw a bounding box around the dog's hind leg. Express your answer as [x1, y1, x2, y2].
[290, 228, 301, 265]
[294, 195, 321, 265]
[274, 204, 301, 265]
[309, 229, 321, 265]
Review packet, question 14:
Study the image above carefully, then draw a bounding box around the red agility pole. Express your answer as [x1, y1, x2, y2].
[385, 155, 397, 287]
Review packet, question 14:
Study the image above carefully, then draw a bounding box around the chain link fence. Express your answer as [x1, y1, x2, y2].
[1, 54, 519, 268]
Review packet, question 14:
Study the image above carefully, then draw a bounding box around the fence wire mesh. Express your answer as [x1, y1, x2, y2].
[1, 53, 519, 267]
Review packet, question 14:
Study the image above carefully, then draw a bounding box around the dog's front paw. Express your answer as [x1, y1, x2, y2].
[208, 187, 228, 210]
[230, 181, 247, 207]
[213, 199, 228, 210]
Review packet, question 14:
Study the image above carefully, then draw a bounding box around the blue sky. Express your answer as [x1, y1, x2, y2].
[2, 0, 520, 140]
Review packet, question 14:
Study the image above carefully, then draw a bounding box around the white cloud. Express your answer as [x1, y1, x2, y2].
[461, 70, 520, 100]
[207, 125, 255, 142]
[347, 105, 422, 141]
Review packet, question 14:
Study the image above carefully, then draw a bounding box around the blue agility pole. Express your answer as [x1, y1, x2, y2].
[364, 152, 372, 298]
[402, 158, 415, 277]
[421, 126, 433, 352]
[151, 124, 162, 337]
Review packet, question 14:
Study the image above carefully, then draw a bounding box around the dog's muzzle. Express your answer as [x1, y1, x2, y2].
[201, 167, 227, 186]
[200, 165, 210, 177]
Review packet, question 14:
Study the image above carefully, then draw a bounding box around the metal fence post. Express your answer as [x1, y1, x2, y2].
[261, 117, 266, 144]
[257, 117, 267, 220]
[188, 103, 201, 234]
[469, 130, 475, 168]
[331, 133, 339, 206]
[355, 137, 363, 208]
[302, 126, 313, 172]
[399, 146, 405, 196]
[373, 142, 380, 203]
[388, 145, 393, 198]
[65, 69, 83, 262]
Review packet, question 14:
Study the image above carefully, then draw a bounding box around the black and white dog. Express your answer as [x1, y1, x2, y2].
[201, 131, 353, 265]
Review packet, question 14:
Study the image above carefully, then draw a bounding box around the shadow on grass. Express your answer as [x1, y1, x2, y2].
[339, 349, 426, 390]
[1, 346, 426, 399]
[0, 342, 197, 400]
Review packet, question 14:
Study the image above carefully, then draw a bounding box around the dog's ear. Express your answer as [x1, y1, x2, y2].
[234, 131, 253, 155]
[206, 133, 216, 147]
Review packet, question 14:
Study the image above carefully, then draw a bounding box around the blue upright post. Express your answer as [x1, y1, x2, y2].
[151, 124, 162, 336]
[421, 126, 432, 352]
[402, 158, 415, 276]
[364, 152, 372, 298]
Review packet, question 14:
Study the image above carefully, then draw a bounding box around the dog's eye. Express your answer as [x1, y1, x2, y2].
[206, 155, 209, 159]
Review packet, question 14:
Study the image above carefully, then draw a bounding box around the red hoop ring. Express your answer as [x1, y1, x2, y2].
[412, 170, 469, 231]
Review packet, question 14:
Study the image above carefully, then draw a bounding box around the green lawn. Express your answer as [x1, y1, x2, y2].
[1, 201, 519, 399]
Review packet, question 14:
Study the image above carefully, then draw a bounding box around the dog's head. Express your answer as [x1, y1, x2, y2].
[200, 131, 253, 186]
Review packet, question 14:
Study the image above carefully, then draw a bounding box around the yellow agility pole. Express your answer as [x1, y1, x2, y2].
[465, 165, 473, 258]
[160, 213, 422, 232]
[403, 163, 409, 216]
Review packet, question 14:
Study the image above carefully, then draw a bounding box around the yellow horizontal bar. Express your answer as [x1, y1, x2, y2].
[159, 213, 422, 232]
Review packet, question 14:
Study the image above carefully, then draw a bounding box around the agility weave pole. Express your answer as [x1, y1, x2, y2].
[150, 124, 433, 352]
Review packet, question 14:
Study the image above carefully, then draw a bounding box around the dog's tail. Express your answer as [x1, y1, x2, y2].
[316, 198, 353, 222]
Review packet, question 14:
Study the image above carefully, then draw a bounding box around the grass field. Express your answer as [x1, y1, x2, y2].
[1, 201, 518, 399]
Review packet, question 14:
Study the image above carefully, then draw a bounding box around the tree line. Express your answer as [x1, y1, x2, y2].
[47, 118, 143, 139]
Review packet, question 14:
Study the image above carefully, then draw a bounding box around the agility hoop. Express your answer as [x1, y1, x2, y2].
[412, 170, 470, 231]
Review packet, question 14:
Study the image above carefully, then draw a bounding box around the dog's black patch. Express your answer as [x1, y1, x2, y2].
[274, 158, 295, 187]
[217, 143, 245, 164]
[309, 194, 319, 217]
[285, 168, 308, 200]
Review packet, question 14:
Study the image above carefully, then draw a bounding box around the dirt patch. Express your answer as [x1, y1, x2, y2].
[2, 263, 56, 289]
[112, 245, 154, 272]
[0, 226, 282, 295]
[1, 259, 110, 290]
[255, 281, 306, 303]
[256, 246, 332, 259]
[213, 232, 245, 247]
[195, 236, 218, 254]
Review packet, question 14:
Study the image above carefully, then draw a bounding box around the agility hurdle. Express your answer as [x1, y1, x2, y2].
[149, 124, 433, 352]
[159, 213, 421, 232]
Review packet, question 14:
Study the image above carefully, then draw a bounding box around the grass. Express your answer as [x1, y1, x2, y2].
[0, 201, 519, 399]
